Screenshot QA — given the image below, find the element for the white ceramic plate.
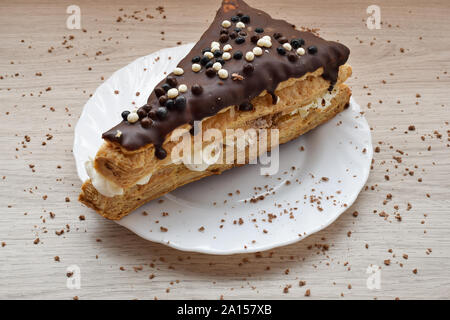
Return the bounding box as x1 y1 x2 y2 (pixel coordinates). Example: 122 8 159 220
74 43 372 255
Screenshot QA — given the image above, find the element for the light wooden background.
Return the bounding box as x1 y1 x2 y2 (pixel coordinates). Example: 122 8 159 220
0 0 449 300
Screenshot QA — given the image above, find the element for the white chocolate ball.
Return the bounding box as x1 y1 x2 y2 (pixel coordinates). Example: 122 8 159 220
192 63 201 72
223 44 232 52
178 84 188 93
221 20 231 28
212 62 222 71
203 51 214 59
127 112 139 123
173 67 184 75
282 43 292 51
218 69 228 79
236 22 245 28
252 47 263 56
167 88 179 99
222 52 231 60
296 47 305 56
245 51 255 61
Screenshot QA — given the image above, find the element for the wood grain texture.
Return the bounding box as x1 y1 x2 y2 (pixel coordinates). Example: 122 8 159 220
0 0 449 300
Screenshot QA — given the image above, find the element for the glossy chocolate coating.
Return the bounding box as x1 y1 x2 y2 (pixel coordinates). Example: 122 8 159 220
103 0 350 153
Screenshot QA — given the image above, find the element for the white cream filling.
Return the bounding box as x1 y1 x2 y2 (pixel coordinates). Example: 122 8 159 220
85 159 124 197
290 88 338 117
85 158 154 197
135 173 153 185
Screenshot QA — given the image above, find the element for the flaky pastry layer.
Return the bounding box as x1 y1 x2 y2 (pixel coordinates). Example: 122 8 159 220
80 83 351 220
90 64 352 191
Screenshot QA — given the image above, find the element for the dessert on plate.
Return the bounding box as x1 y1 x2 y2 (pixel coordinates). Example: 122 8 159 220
79 0 352 220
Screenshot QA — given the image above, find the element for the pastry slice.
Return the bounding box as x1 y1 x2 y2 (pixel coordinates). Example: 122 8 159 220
79 0 352 220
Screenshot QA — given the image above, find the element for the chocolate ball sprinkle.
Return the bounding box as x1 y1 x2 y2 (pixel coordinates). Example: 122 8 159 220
240 15 250 23
166 76 178 88
235 36 245 44
251 35 259 43
255 27 264 33
215 57 225 65
231 15 240 22
287 52 298 62
220 28 229 35
205 61 214 69
229 32 238 39
233 51 243 59
174 96 186 111
219 34 229 43
214 50 223 57
148 110 157 120
243 63 254 75
137 107 147 119
206 68 216 77
277 46 286 55
156 107 168 120
155 146 167 159
121 110 130 121
165 99 175 110
290 38 304 49
158 95 168 106
161 83 171 92
278 37 288 44
200 56 211 66
191 84 203 95
308 45 318 54
202 47 211 54
141 117 153 128
191 55 201 63
154 87 165 97
142 104 151 112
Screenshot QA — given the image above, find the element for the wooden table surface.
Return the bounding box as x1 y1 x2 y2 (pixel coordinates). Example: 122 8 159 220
1 0 449 300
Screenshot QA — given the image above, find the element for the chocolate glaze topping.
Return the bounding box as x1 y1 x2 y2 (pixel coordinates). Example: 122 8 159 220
103 0 350 155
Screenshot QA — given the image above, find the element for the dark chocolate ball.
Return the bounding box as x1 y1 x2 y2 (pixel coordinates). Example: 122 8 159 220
165 99 175 110
287 53 298 62
243 63 254 75
158 95 168 106
205 68 216 77
121 110 130 121
141 117 153 128
219 34 229 43
240 15 250 23
277 47 286 55
155 146 167 159
191 84 203 95
137 107 147 119
308 46 318 54
161 83 171 92
235 36 245 44
174 96 186 111
166 76 177 88
233 51 243 60
200 56 210 66
156 107 168 120
154 87 165 97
